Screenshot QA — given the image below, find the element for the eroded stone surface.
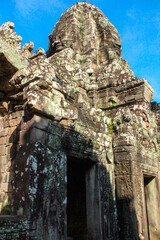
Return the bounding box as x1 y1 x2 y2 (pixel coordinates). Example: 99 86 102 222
0 22 22 51
0 2 160 240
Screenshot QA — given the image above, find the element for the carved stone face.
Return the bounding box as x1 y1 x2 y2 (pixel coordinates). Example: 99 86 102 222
47 2 122 65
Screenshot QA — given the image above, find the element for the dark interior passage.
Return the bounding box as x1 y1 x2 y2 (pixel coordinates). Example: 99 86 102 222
144 176 153 240
143 175 160 240
67 157 88 239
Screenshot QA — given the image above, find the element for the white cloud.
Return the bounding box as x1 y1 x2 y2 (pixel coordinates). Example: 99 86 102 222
151 83 160 102
154 91 160 102
14 0 36 16
121 24 147 66
121 9 160 63
152 16 160 31
126 8 136 20
12 0 67 17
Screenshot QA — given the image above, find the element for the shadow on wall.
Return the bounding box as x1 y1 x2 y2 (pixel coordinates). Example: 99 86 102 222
0 108 140 240
116 197 140 240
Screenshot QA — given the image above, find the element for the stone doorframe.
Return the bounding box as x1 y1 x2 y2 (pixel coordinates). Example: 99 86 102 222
142 172 160 240
66 155 102 240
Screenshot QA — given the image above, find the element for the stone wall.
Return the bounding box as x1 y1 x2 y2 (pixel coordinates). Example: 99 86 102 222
0 216 31 240
0 2 160 240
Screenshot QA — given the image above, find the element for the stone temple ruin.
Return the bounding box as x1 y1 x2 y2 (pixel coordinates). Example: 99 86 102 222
0 2 160 240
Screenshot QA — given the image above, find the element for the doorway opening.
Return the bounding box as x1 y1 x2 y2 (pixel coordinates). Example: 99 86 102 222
144 176 153 240
144 175 160 240
67 157 88 239
67 156 102 240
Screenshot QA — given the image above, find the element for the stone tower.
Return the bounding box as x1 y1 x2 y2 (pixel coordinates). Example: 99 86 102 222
0 2 160 240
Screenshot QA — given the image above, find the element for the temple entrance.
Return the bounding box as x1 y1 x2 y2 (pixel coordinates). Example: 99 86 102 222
67 157 87 239
67 156 102 240
144 175 160 240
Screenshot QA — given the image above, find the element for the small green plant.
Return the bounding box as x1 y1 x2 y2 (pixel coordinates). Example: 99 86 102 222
6 38 12 43
105 112 111 116
99 103 116 109
109 103 116 108
98 105 108 109
107 120 114 134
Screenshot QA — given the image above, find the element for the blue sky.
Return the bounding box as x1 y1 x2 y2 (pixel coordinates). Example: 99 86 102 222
0 0 160 102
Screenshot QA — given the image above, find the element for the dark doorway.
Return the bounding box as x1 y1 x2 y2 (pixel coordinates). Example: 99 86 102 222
67 157 88 239
144 175 160 240
67 156 102 240
144 176 153 240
